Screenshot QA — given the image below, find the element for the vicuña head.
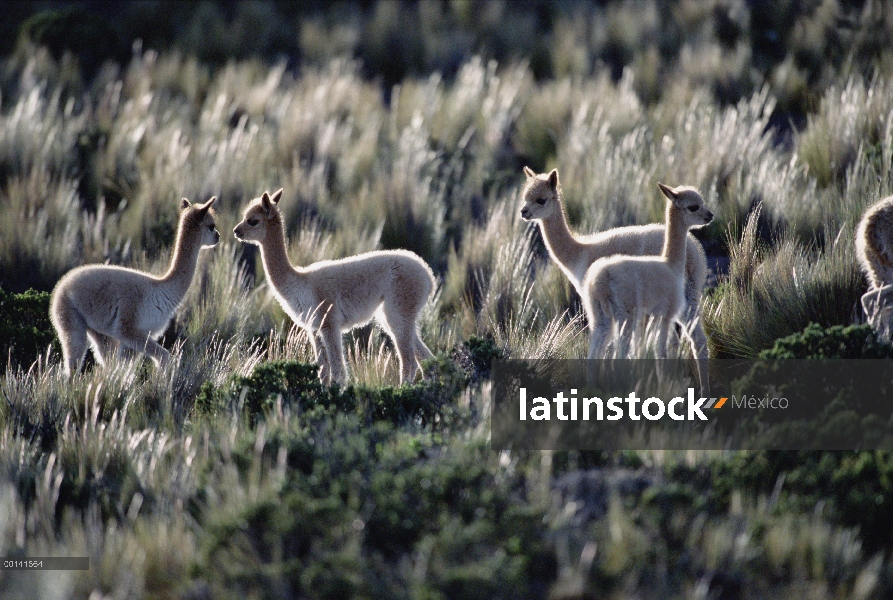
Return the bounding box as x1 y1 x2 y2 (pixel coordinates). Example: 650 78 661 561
234 188 435 385
520 166 562 223
655 183 714 245
233 188 283 245
583 182 713 361
51 196 219 376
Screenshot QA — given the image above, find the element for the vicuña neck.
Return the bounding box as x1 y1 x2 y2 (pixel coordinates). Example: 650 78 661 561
160 221 203 298
662 202 689 274
258 215 300 290
538 205 586 272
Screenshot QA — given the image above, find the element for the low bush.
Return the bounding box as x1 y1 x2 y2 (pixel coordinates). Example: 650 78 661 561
758 322 893 359
196 352 470 427
198 412 554 599
0 288 57 368
449 334 503 383
701 450 893 556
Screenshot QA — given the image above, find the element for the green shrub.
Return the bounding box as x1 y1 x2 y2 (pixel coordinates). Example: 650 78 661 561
705 324 893 451
196 353 468 427
202 490 364 599
703 450 893 555
195 360 328 419
758 322 893 359
200 414 553 599
449 334 503 383
0 288 58 368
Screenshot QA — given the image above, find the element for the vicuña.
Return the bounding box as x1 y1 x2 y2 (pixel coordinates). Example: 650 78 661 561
233 189 435 384
51 196 220 375
582 183 713 360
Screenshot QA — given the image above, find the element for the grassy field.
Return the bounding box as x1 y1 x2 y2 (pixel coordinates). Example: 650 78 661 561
2 1 893 598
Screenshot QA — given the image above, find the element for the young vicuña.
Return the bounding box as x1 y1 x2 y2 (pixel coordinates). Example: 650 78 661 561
51 196 220 375
233 188 435 384
582 183 713 360
520 167 711 388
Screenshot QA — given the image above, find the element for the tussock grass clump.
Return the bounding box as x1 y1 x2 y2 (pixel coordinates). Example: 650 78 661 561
0 76 87 183
0 175 125 292
175 240 277 346
704 208 865 358
798 77 893 188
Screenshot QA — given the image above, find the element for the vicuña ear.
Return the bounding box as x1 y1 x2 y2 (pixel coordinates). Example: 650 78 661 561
180 198 191 211
548 169 559 191
261 192 273 216
270 188 283 204
657 183 678 201
523 166 536 179
198 196 217 212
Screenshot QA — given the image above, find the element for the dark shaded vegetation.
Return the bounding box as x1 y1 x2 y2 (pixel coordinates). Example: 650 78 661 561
196 335 501 425
689 450 893 560
0 288 57 368
7 0 893 125
9 348 893 597
19 7 126 80
450 333 504 383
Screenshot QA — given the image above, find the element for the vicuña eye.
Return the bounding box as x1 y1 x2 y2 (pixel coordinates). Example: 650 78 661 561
536 197 547 205
208 224 216 231
247 219 259 226
687 205 699 212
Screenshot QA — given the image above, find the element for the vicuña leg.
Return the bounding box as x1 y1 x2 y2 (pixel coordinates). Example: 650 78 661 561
86 329 119 366
654 317 671 360
118 324 171 369
393 322 420 384
587 315 611 360
683 304 710 397
863 284 893 337
55 302 89 376
378 309 417 384
318 322 346 384
413 331 434 370
381 283 433 384
308 331 331 383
